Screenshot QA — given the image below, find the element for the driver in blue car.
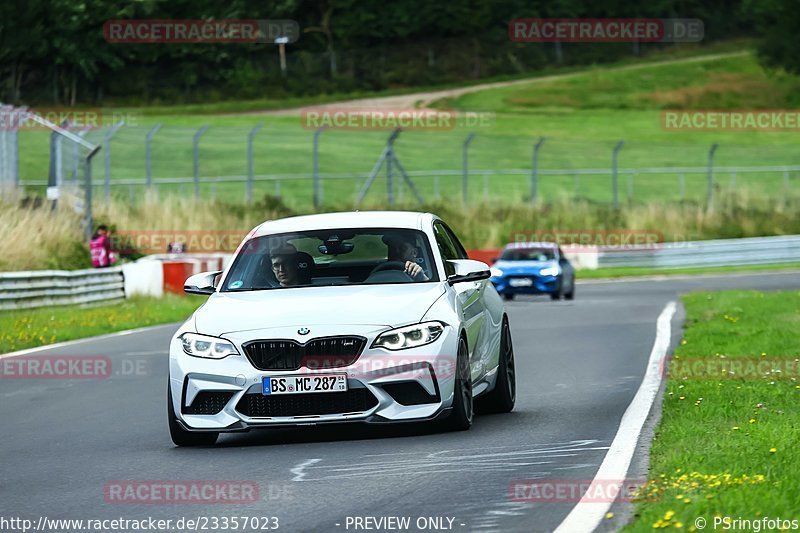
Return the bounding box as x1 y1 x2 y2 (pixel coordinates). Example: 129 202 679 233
384 234 429 281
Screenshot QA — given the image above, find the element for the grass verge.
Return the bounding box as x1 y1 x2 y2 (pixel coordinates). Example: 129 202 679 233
579 263 800 279
0 295 206 355
624 289 800 530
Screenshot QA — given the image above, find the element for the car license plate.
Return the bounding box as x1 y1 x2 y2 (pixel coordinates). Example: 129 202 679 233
262 374 348 395
509 278 533 287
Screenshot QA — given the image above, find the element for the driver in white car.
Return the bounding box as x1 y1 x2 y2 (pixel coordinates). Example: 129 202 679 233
384 234 429 281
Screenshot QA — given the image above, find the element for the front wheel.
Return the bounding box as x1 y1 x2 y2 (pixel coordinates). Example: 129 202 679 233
443 336 473 431
477 317 516 414
168 381 219 446
564 279 575 300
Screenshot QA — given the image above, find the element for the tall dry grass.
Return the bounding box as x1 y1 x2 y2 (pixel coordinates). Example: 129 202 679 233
1 190 798 271
0 197 89 271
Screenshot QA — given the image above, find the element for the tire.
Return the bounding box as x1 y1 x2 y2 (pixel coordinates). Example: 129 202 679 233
550 281 563 300
565 279 575 300
168 381 219 446
502 293 515 301
477 317 516 414
443 336 473 431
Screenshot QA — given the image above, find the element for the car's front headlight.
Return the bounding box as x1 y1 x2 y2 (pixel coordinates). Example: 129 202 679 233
372 321 445 351
539 266 561 277
490 267 504 278
180 333 239 359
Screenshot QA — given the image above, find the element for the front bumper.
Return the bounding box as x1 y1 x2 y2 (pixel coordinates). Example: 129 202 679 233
169 324 459 431
491 274 560 295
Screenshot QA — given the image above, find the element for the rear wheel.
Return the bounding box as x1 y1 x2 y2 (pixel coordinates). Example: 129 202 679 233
168 381 219 446
477 317 516 413
502 293 515 301
444 336 473 431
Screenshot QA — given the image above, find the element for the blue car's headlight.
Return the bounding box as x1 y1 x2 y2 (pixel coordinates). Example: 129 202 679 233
490 267 504 278
373 321 445 350
539 266 560 277
180 333 239 359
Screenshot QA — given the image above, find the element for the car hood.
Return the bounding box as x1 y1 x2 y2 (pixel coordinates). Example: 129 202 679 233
193 283 447 336
492 260 558 275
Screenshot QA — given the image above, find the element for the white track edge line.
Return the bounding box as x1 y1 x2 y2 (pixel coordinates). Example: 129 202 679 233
553 300 677 533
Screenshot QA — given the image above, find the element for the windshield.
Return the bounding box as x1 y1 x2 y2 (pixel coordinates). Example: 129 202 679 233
500 248 557 261
222 228 438 291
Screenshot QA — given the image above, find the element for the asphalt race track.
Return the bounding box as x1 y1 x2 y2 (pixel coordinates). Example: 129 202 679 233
2 271 799 533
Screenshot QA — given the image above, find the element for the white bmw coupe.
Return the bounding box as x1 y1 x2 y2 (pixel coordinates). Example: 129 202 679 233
168 211 515 446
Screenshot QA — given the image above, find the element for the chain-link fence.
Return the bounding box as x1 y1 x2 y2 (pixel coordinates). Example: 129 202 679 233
1 104 101 239
6 120 800 211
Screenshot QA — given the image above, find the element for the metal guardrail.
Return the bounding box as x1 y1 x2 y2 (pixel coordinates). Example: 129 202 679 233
0 267 125 311
597 235 800 269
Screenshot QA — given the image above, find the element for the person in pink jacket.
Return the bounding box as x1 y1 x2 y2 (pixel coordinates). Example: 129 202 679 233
90 225 112 268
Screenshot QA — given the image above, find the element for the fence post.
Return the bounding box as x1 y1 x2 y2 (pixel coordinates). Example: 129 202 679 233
313 126 325 209
531 137 545 205
706 143 719 212
83 146 101 241
246 124 263 203
462 132 475 204
612 140 624 208
784 168 789 193
387 138 394 206
103 121 125 206
193 125 209 201
145 124 162 191
434 175 440 198
679 173 685 200
730 172 736 190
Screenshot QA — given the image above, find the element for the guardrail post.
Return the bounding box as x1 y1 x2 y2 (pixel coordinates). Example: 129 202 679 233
612 140 624 209
193 125 209 201
246 124 263 203
312 126 325 209
679 173 685 200
784 168 790 193
145 124 162 191
434 175 440 198
462 133 475 204
531 137 545 205
706 143 719 213
103 121 125 206
730 172 736 190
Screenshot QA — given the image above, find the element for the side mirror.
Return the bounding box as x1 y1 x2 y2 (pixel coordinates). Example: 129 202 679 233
446 259 491 286
184 270 223 295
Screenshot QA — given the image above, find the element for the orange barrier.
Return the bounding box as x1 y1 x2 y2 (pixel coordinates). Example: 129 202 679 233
162 262 195 295
467 249 501 266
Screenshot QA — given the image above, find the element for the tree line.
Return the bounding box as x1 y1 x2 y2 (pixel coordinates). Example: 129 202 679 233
0 0 792 106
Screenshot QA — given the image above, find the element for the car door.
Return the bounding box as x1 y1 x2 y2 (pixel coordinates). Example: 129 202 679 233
433 222 486 371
